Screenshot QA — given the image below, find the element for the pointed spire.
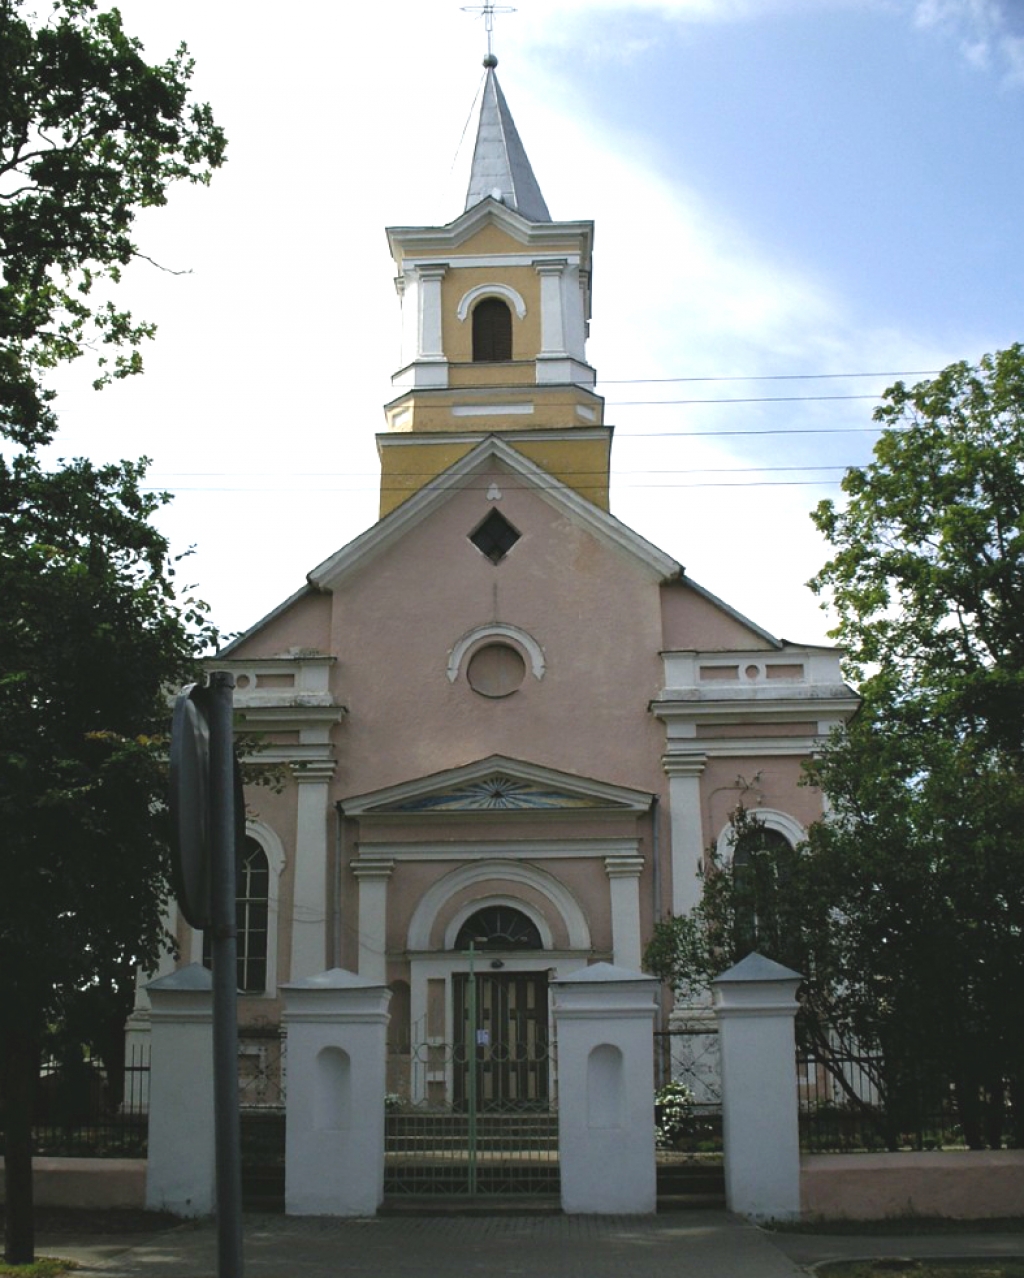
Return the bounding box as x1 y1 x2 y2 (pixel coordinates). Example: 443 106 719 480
465 58 551 223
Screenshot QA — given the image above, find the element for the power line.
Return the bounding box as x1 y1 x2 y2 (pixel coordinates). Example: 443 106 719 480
609 393 881 406
598 369 940 384
143 477 852 495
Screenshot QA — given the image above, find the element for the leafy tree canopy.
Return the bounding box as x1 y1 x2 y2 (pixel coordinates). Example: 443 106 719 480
0 0 225 447
646 348 1024 1150
0 452 217 1262
0 452 215 1023
810 343 1024 749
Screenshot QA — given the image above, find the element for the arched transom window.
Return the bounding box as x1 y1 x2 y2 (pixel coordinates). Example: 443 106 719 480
455 905 543 951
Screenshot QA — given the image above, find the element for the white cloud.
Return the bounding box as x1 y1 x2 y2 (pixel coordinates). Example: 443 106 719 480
913 0 1024 83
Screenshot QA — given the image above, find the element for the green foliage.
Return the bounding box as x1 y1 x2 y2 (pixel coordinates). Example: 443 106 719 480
0 452 217 1262
810 343 1024 750
645 805 811 999
654 1080 695 1150
647 348 1024 1150
804 347 1024 1146
0 450 217 1028
0 0 225 446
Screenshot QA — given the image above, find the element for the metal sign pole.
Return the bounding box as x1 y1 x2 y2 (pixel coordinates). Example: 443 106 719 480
208 672 244 1278
467 940 478 1197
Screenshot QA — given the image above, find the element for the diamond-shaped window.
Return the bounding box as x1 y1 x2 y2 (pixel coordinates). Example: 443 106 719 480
469 510 520 564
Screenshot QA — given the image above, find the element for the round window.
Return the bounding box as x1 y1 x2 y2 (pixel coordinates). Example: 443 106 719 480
466 642 526 697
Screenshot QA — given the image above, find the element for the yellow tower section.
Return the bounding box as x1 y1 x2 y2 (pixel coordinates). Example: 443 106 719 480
377 64 607 517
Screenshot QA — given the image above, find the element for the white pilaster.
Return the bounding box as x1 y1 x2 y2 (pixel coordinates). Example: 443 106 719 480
281 969 392 1216
291 763 333 980
417 264 447 360
604 854 645 970
662 752 708 917
712 952 802 1222
351 857 395 984
145 964 214 1217
553 963 659 1215
535 259 567 358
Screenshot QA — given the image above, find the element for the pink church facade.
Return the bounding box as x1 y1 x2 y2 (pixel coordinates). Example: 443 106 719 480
141 60 856 1106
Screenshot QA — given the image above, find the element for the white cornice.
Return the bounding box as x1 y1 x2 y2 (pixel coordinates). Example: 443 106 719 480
351 838 641 862
387 200 593 262
377 427 611 448
653 693 860 725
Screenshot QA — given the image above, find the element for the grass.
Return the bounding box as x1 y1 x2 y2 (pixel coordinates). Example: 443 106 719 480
816 1263 1024 1277
771 1219 1024 1236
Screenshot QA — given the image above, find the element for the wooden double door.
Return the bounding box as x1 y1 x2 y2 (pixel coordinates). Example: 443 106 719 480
452 971 550 1110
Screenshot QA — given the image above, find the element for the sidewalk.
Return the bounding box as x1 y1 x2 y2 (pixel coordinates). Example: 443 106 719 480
37 1211 1024 1277
38 1210 804 1277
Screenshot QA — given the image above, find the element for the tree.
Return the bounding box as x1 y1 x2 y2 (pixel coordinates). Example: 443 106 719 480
646 347 1024 1149
0 0 225 447
0 452 217 1262
805 344 1024 1147
0 2 223 1259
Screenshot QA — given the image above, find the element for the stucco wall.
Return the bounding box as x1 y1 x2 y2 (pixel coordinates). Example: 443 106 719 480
802 1151 1024 1220
331 467 668 800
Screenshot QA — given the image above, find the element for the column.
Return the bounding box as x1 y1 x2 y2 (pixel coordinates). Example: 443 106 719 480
553 963 659 1214
662 751 708 917
350 856 395 984
290 762 333 981
281 969 392 1216
145 964 214 1217
712 951 802 1222
604 853 645 970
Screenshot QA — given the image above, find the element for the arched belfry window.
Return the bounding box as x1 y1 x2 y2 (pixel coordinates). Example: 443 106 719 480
472 297 512 362
455 905 543 951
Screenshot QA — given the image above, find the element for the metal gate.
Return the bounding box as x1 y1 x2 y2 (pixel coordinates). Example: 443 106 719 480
385 971 557 1196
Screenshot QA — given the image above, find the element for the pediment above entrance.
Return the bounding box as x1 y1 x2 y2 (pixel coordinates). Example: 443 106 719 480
341 755 653 818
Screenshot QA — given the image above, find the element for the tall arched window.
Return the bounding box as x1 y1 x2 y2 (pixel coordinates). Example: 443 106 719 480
472 297 512 362
732 826 796 964
203 836 270 993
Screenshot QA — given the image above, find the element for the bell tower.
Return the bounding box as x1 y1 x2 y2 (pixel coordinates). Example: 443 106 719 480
379 56 608 516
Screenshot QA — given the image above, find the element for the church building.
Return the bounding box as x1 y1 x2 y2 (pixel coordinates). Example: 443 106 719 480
144 57 856 1107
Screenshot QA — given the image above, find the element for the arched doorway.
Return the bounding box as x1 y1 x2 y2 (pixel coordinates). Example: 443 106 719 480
452 907 550 1110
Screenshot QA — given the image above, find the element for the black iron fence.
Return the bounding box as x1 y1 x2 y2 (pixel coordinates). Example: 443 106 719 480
0 1034 288 1160
0 1046 152 1160
797 1050 1019 1152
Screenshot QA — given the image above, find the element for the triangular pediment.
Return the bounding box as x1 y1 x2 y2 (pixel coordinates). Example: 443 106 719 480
341 755 653 818
308 435 681 590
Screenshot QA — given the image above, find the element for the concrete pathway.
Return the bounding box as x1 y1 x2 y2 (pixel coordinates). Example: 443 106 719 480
39 1210 805 1277
36 1211 1024 1276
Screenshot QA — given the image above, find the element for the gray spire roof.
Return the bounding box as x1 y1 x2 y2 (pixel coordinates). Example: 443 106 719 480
465 61 551 223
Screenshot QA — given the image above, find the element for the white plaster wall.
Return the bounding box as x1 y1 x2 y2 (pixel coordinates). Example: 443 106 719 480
282 972 391 1217
554 967 658 1214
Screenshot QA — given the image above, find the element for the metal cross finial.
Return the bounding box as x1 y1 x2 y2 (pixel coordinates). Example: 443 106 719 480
461 3 517 63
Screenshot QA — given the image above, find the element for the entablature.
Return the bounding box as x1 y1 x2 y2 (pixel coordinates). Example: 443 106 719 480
653 646 858 744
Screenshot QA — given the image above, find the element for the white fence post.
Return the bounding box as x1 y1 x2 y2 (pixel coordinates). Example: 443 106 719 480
712 951 802 1222
281 968 392 1216
145 963 215 1217
552 962 659 1214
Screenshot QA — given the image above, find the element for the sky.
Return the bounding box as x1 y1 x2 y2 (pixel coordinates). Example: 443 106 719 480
40 0 1024 648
